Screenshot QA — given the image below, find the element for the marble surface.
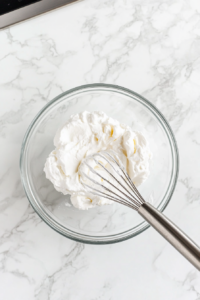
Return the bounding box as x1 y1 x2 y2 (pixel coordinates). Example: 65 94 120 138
0 0 200 299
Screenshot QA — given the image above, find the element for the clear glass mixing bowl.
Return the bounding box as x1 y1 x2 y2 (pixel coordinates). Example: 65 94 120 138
20 84 179 244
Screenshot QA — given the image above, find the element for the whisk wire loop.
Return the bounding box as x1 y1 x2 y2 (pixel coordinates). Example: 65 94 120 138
82 182 138 210
100 151 145 204
82 166 138 209
80 151 145 210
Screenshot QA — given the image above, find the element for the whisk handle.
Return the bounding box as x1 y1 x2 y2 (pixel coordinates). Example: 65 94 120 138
138 202 200 271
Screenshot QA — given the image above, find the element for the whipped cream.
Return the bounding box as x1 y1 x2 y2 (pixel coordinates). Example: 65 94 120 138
44 111 152 210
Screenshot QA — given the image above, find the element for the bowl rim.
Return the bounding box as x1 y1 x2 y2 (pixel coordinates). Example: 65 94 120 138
20 83 179 244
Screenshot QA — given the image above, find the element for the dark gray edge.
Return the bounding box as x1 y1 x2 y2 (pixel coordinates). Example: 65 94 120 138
0 0 80 29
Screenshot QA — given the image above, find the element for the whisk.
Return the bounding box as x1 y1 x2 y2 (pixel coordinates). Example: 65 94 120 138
80 150 200 271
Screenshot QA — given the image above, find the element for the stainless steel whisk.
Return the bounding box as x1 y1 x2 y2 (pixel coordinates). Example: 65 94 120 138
81 150 200 271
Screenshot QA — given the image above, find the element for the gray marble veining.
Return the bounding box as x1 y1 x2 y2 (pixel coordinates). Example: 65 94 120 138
0 0 200 299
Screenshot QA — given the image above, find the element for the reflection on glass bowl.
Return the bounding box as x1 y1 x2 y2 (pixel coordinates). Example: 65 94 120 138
20 84 179 244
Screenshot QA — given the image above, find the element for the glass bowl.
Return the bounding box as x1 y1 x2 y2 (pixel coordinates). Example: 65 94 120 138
20 84 179 244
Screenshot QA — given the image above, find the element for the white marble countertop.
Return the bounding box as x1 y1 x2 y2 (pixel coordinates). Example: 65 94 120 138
1 0 200 299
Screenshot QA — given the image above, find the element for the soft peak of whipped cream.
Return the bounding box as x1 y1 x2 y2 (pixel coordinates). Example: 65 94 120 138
44 111 152 210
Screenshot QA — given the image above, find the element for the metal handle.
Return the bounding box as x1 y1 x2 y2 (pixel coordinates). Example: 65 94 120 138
138 202 200 271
